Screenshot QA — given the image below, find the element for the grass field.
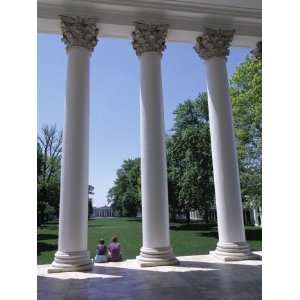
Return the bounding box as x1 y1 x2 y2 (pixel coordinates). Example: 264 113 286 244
37 217 262 265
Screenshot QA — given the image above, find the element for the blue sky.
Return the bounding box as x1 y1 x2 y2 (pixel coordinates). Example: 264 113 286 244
38 33 250 207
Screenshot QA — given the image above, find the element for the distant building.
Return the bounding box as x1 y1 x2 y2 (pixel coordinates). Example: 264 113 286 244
189 207 260 226
93 205 113 217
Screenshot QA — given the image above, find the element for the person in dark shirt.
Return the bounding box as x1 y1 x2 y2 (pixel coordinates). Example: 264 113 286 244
94 239 108 263
108 236 122 262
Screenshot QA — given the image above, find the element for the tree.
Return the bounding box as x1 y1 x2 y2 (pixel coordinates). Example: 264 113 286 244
167 93 214 223
107 159 141 217
106 53 261 223
230 56 262 210
37 125 62 226
167 174 178 222
88 185 95 218
107 187 122 217
88 199 94 218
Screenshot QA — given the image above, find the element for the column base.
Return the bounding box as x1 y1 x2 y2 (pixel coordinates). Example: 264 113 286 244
48 250 93 273
210 241 261 262
136 246 179 267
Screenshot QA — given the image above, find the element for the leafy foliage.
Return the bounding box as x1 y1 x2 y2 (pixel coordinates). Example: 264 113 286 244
230 56 262 209
107 159 141 217
37 125 96 225
106 56 262 223
167 93 214 223
88 185 95 218
108 94 214 223
37 125 62 226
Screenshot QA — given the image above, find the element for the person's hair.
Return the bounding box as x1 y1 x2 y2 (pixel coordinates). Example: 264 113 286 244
99 239 105 244
112 236 118 243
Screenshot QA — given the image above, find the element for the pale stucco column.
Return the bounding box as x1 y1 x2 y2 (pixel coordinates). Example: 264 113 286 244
131 22 178 267
194 28 257 261
252 208 260 226
49 16 99 273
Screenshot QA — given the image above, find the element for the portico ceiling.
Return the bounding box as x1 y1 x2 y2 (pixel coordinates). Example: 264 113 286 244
38 0 261 47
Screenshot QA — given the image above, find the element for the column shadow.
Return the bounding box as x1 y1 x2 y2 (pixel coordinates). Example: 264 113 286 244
38 259 262 300
199 228 262 241
37 242 58 256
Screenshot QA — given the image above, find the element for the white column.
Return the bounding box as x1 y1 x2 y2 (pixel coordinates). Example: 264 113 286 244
194 28 257 261
132 22 178 267
252 208 258 226
49 16 98 272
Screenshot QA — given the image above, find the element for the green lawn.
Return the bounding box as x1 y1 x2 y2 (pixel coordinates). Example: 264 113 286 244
37 217 262 265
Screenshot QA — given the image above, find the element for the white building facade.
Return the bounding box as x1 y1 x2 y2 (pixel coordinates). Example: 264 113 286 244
38 0 262 273
93 205 113 217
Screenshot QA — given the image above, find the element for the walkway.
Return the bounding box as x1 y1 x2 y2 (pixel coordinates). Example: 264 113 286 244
37 252 262 300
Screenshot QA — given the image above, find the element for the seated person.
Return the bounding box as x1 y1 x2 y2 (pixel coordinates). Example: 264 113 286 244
94 239 108 263
108 236 122 262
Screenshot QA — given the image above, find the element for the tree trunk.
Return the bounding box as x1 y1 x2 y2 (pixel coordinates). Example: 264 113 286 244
185 210 190 224
170 209 177 222
37 214 41 227
37 211 45 227
203 209 209 224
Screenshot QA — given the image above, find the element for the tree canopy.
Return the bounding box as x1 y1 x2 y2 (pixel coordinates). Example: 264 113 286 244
107 54 261 222
88 185 95 218
167 93 214 223
230 56 262 209
37 125 62 226
107 158 141 217
108 94 214 223
37 125 96 225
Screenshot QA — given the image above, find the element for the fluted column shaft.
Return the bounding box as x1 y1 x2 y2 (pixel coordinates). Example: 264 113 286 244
49 16 98 272
132 22 178 267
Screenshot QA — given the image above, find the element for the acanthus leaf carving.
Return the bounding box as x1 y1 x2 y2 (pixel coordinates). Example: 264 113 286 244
194 28 234 60
60 15 99 51
132 22 168 56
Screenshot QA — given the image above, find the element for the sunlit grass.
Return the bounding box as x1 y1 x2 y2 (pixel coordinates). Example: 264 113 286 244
37 217 262 265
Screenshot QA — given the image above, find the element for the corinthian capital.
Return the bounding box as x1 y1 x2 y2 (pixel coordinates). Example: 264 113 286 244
60 15 99 51
131 22 168 56
194 28 234 60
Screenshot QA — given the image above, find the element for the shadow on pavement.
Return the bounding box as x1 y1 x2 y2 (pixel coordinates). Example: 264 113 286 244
38 258 262 300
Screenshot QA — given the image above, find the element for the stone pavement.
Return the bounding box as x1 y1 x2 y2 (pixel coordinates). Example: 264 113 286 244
37 252 262 300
